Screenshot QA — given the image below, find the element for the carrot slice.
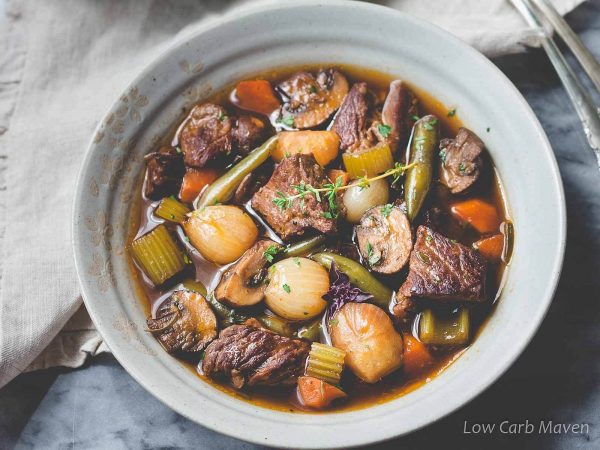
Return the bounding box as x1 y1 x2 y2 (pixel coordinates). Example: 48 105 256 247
272 131 340 166
179 168 219 203
450 199 501 233
297 376 347 409
403 334 433 377
327 169 349 186
234 80 281 116
473 234 504 261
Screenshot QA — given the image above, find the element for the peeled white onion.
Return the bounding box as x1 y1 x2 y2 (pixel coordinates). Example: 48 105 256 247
331 302 403 383
342 178 390 223
183 205 258 265
265 257 329 320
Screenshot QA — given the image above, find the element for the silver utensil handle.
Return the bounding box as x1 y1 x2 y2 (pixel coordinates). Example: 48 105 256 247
511 0 600 168
532 0 600 94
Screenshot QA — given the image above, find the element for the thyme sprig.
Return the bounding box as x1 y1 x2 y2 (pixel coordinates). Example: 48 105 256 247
272 161 416 214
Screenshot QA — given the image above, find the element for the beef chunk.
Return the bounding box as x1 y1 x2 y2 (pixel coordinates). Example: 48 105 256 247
233 115 266 154
251 154 339 240
276 69 349 129
144 146 185 200
202 325 310 388
439 128 485 194
180 103 234 168
380 80 418 152
215 239 282 307
146 290 217 354
332 82 374 152
355 205 413 274
180 103 266 167
333 80 417 154
399 226 486 302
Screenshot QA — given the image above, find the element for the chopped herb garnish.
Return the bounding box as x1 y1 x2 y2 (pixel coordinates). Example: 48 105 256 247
183 253 192 264
293 257 301 266
439 149 447 167
218 112 227 122
416 251 431 265
175 146 182 154
459 163 466 173
411 115 420 121
366 242 381 267
284 151 291 158
381 203 393 218
309 85 318 94
447 108 456 117
423 119 438 131
282 283 291 293
277 115 295 127
329 318 339 327
377 123 392 138
263 245 280 263
425 234 433 243
486 127 491 132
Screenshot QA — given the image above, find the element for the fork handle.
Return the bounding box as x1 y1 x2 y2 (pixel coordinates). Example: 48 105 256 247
532 0 600 94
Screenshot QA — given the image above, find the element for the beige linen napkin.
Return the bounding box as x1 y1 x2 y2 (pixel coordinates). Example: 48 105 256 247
0 0 585 388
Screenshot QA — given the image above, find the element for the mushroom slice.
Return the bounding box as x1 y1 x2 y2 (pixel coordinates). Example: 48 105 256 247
355 205 413 274
215 239 283 307
146 290 217 354
276 69 349 129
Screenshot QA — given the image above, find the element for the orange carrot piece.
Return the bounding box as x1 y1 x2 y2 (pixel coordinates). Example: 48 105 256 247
403 334 433 377
327 169 349 186
297 376 347 409
235 80 281 116
272 130 340 166
450 199 501 233
474 234 504 261
179 168 219 203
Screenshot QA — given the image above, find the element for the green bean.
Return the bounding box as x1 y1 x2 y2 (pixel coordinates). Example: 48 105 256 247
281 235 326 259
310 252 393 308
404 115 439 221
197 135 278 208
296 318 322 341
257 314 294 337
419 307 469 345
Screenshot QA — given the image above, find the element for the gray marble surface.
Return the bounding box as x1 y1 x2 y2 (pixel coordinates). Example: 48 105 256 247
2 1 600 449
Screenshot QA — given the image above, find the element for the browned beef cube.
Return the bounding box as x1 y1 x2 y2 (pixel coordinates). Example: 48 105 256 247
144 146 185 200
439 128 485 194
251 154 338 240
399 226 487 302
202 325 310 389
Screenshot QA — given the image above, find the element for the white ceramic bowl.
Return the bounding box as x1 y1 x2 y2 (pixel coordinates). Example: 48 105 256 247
72 1 566 447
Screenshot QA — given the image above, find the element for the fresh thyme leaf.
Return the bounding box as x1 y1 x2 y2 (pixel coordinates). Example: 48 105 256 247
377 123 392 138
322 211 335 219
381 204 393 218
293 257 301 266
358 176 370 190
447 108 456 117
425 234 433 243
423 118 438 131
263 245 280 263
218 112 227 122
459 162 466 173
282 283 291 293
273 191 292 210
309 85 318 94
411 115 420 121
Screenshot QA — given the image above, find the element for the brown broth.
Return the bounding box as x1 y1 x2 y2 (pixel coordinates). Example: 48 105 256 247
127 64 511 413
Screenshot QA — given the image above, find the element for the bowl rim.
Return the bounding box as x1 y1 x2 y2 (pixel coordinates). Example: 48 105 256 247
72 0 566 447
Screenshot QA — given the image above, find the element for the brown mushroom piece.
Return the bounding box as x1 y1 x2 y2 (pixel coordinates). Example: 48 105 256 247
215 239 283 307
146 290 217 354
380 80 418 152
276 69 349 129
439 128 485 194
355 205 413 274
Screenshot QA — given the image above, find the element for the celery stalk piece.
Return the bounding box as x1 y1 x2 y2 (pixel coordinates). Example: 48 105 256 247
155 196 191 223
130 225 186 286
419 307 470 345
305 342 346 385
